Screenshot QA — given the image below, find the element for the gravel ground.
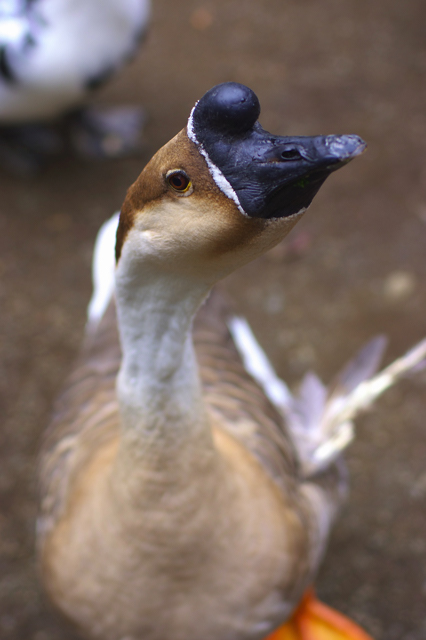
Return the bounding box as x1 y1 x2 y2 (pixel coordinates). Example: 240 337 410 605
1 0 426 638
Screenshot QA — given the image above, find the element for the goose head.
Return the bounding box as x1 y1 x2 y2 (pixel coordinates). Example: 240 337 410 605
116 82 365 284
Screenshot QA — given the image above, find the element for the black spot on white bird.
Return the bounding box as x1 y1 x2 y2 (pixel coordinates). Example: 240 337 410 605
0 46 15 82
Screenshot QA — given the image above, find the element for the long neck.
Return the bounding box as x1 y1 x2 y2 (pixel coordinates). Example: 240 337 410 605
114 252 214 477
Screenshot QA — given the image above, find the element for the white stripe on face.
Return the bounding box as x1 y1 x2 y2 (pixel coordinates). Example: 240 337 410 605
187 105 247 216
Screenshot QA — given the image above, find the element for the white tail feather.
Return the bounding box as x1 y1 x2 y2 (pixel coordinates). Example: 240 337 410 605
229 314 426 478
322 338 426 433
87 212 119 327
228 316 293 409
288 337 426 476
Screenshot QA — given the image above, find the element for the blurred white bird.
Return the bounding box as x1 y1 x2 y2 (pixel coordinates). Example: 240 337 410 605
0 0 150 172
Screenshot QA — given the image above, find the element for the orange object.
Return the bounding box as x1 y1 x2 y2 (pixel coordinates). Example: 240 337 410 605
265 589 374 640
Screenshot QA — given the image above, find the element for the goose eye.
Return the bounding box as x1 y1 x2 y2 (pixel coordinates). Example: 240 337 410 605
167 170 192 193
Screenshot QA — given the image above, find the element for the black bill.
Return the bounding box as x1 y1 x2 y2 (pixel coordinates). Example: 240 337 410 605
188 82 366 219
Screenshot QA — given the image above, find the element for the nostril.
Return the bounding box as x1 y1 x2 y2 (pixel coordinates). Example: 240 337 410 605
280 148 301 160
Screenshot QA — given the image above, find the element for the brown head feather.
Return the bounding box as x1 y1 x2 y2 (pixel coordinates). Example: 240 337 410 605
116 129 303 272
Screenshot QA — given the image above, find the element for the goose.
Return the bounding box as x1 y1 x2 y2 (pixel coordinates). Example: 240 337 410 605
0 0 150 171
38 82 426 640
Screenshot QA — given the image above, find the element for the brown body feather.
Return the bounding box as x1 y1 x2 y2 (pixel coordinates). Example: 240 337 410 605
39 290 312 538
38 290 340 640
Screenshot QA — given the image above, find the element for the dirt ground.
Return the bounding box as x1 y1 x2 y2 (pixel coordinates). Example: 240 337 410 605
1 0 426 638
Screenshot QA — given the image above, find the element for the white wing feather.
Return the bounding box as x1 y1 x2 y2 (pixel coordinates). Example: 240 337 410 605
87 212 119 327
229 315 426 478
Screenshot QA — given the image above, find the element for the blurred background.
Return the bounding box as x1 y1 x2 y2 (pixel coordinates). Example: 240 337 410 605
0 0 426 638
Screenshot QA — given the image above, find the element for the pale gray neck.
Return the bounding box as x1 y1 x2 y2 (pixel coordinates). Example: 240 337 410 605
115 254 212 456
